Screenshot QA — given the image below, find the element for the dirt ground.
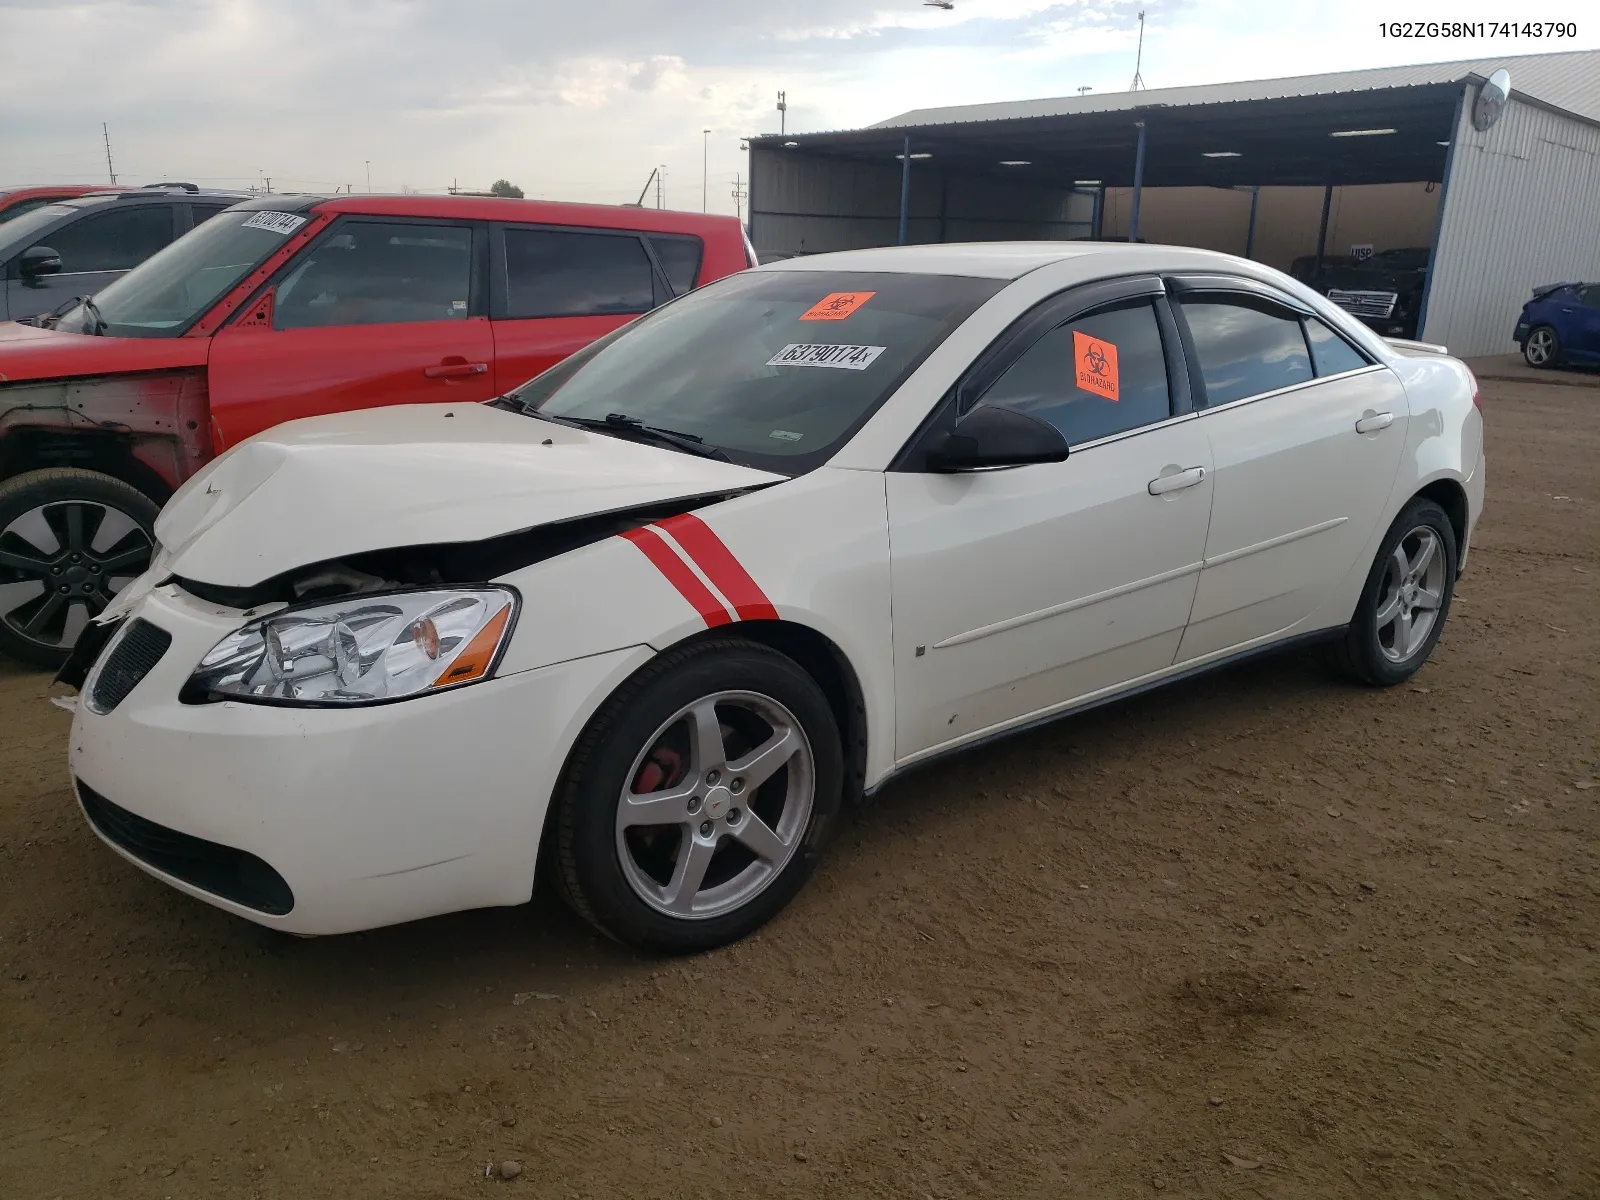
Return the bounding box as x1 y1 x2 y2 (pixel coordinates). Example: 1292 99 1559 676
2 376 1596 1200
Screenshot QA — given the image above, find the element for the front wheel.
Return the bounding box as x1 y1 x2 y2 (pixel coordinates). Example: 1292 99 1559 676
1331 498 1458 687
0 469 159 670
550 638 842 954
1523 325 1560 368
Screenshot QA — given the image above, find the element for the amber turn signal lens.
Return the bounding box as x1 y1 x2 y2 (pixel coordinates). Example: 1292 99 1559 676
432 604 511 688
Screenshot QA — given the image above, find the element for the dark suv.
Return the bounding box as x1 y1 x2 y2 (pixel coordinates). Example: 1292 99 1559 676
1291 247 1431 340
2 184 252 324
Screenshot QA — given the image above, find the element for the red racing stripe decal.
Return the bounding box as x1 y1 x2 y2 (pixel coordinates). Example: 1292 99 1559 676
619 527 733 628
654 513 780 622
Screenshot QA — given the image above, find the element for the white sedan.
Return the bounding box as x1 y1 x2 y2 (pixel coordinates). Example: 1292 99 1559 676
66 242 1485 953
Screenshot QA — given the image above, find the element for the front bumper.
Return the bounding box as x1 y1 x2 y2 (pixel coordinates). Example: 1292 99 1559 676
68 583 651 935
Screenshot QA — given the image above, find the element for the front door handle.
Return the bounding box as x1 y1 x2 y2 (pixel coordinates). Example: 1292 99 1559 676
1148 465 1206 496
424 358 489 380
1355 411 1394 434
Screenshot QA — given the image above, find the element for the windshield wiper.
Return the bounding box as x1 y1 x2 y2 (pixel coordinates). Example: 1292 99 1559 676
536 411 731 461
79 296 107 336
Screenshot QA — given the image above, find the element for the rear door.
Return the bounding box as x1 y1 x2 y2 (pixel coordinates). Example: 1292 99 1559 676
1172 279 1408 662
4 202 177 322
206 216 496 449
488 224 682 393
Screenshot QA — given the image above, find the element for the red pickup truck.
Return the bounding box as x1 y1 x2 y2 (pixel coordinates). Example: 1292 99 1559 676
0 194 754 666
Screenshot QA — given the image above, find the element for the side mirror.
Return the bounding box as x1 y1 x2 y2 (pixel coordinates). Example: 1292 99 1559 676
18 246 63 279
924 405 1069 472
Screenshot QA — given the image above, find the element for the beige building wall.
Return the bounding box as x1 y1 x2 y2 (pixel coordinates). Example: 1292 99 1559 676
1099 183 1442 272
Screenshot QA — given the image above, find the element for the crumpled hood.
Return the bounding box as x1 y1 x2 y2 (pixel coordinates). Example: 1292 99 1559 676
0 320 210 381
155 402 783 587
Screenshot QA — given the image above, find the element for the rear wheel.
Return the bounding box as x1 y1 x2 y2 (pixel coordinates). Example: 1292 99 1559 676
1523 325 1560 368
0 469 158 670
550 639 842 954
1331 498 1457 687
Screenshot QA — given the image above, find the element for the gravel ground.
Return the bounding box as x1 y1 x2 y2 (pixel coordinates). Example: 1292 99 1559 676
1 376 1596 1200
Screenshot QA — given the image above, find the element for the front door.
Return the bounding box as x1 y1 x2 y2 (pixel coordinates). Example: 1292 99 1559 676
1173 292 1408 662
5 202 177 323
207 217 496 450
887 288 1214 762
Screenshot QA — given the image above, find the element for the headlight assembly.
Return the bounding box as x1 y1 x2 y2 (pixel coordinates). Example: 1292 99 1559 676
186 587 517 706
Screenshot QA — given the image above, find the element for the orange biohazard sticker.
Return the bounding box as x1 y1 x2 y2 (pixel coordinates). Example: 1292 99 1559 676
799 291 875 321
1073 330 1119 402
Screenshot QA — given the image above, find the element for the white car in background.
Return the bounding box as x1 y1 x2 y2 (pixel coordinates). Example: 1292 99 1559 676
65 242 1484 953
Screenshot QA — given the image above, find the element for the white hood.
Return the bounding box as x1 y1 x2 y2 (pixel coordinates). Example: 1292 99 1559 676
155 403 782 587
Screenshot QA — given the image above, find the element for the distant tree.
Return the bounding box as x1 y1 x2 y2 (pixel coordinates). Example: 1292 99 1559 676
489 179 525 199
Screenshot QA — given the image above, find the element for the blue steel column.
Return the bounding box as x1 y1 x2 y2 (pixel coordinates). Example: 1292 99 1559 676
1415 84 1467 341
898 136 912 246
1245 186 1260 259
1128 120 1147 242
1092 186 1105 238
1314 183 1333 274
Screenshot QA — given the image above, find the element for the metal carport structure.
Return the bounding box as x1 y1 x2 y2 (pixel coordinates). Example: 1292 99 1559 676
747 51 1600 356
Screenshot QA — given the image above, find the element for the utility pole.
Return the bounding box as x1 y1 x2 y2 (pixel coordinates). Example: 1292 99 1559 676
732 173 748 222
702 130 711 213
777 90 787 136
102 123 116 185
657 166 665 209
365 160 371 192
1130 10 1147 91
265 177 272 194
1077 86 1093 95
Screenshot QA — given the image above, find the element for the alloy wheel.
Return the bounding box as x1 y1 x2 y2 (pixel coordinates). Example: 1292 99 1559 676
1526 328 1555 366
615 689 814 920
0 500 153 655
1374 525 1446 664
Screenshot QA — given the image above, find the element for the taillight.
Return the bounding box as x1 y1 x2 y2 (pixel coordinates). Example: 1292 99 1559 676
1466 368 1481 411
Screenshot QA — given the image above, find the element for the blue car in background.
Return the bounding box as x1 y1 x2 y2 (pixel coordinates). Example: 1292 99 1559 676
1514 281 1600 369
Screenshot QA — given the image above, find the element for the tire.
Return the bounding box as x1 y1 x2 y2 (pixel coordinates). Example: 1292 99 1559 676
550 638 843 954
1330 498 1457 687
1523 325 1560 369
0 469 159 670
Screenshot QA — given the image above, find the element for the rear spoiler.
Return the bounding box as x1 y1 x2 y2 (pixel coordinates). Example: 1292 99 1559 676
1383 336 1450 357
1530 281 1578 300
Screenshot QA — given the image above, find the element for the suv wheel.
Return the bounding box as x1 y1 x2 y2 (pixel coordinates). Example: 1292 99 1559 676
0 469 159 670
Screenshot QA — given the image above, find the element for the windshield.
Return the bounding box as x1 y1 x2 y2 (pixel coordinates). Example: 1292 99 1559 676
49 207 305 338
508 270 1003 474
0 202 76 248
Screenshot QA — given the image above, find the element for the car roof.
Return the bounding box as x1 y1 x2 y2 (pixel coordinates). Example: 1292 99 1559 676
295 193 745 236
755 241 1268 280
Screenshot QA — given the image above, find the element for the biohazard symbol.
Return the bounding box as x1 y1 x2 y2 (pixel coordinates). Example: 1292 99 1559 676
799 291 876 321
1073 330 1120 402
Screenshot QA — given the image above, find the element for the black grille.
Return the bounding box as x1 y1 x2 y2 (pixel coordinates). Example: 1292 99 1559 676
89 619 171 713
77 781 295 916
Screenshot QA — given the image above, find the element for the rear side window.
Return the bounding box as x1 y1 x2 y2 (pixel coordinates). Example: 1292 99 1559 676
0 197 56 224
647 235 704 295
189 203 234 228
275 222 472 329
46 205 174 273
974 300 1172 446
1181 299 1313 407
503 228 655 318
1304 317 1368 377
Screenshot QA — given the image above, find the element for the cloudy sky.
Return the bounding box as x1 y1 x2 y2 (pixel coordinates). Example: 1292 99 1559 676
2 0 1594 214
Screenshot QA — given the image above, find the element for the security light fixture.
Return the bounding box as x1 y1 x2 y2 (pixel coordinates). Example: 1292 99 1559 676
1074 179 1102 186
783 141 799 148
1000 160 1032 166
1202 151 1242 158
896 152 934 160
1329 128 1396 138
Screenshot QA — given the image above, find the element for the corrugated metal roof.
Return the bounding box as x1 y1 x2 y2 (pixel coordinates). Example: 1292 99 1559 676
869 49 1600 131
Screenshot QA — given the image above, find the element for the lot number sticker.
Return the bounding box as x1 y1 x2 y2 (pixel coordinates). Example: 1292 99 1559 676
1073 331 1119 402
242 211 309 236
767 343 886 371
799 291 875 321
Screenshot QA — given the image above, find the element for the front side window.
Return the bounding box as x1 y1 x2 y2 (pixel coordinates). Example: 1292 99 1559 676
508 270 1003 475
1181 298 1314 407
274 222 472 329
503 228 655 318
47 208 307 338
974 300 1173 446
45 205 174 273
1304 317 1369 377
648 235 704 296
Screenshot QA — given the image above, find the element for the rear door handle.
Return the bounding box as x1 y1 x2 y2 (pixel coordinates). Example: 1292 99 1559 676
1148 466 1206 496
1355 411 1394 434
424 360 489 380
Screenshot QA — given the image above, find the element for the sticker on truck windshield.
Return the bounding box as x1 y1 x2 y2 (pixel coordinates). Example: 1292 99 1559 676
242 211 309 236
767 343 886 371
